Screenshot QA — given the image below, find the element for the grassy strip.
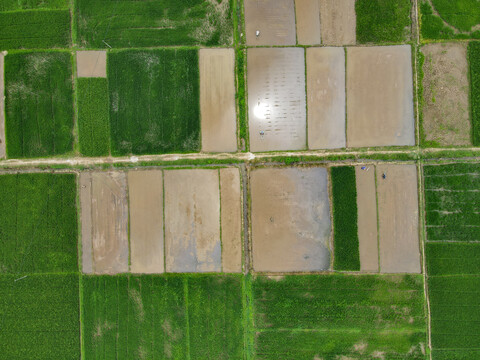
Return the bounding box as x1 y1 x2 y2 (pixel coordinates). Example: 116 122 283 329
75 0 233 48
77 78 110 157
0 10 71 50
469 42 480 146
0 0 68 11
253 275 426 359
108 49 200 156
355 0 412 43
0 274 80 359
5 51 74 158
236 47 248 151
426 243 480 275
331 166 360 271
0 173 78 274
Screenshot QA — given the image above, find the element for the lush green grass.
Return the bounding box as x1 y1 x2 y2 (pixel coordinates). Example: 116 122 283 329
331 166 360 271
75 0 233 48
108 49 200 156
431 0 480 33
0 10 71 50
469 42 480 146
5 52 74 158
0 274 80 359
77 78 110 157
432 349 480 360
253 275 426 360
426 243 480 275
188 275 244 359
0 0 69 11
0 173 78 274
355 0 412 43
424 163 480 241
236 47 247 151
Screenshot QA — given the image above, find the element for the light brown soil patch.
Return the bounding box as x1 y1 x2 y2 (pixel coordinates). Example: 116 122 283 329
128 170 164 274
247 48 306 152
0 52 5 159
80 172 129 274
355 166 378 272
164 169 221 272
244 0 296 46
319 0 356 45
220 168 242 272
76 51 107 78
307 47 345 149
295 0 321 45
251 167 331 272
200 49 237 152
376 165 420 274
347 46 415 147
422 43 471 146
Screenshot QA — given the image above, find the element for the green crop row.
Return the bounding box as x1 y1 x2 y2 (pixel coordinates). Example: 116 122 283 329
0 274 80 359
469 42 480 146
426 243 480 275
0 173 78 274
0 0 68 11
0 10 71 50
77 78 110 157
331 166 360 271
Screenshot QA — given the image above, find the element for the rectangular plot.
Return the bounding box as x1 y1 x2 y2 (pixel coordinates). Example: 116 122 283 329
426 243 480 275
347 46 415 147
427 226 480 242
295 0 321 45
424 163 480 176
355 165 379 272
247 48 306 152
433 349 480 360
244 0 296 46
306 47 346 149
220 168 242 273
76 51 106 78
188 275 244 359
128 170 164 274
80 172 129 274
164 170 221 272
319 0 356 45
0 52 4 158
200 49 237 152
377 165 420 273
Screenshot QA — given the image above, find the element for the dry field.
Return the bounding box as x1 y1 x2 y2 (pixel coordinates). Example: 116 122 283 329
244 0 296 46
422 43 471 146
306 47 346 149
295 0 321 45
76 50 106 78
247 48 306 152
319 0 356 45
250 167 331 272
200 49 237 152
347 45 415 147
80 172 129 274
0 52 5 159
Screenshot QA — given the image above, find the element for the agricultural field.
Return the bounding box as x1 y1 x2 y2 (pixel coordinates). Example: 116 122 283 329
470 41 480 146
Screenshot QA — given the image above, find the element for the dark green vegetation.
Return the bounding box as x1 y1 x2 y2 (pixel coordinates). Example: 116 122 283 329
426 243 480 276
253 275 427 360
420 1 480 40
77 78 110 157
0 274 80 359
0 173 78 274
331 166 360 271
5 52 74 158
0 0 69 11
424 163 480 241
0 10 71 50
82 274 243 359
75 0 233 48
108 49 200 156
236 48 247 150
355 0 412 43
469 42 480 146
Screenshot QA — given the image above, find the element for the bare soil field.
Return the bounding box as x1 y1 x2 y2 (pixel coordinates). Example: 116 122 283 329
200 49 237 152
376 165 420 273
164 169 221 273
250 167 331 272
76 51 106 78
355 165 379 272
347 45 415 147
80 172 129 274
247 48 306 152
320 0 356 45
244 0 296 46
220 168 242 272
306 47 346 149
295 0 321 45
0 52 5 159
128 170 164 274
422 43 471 146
